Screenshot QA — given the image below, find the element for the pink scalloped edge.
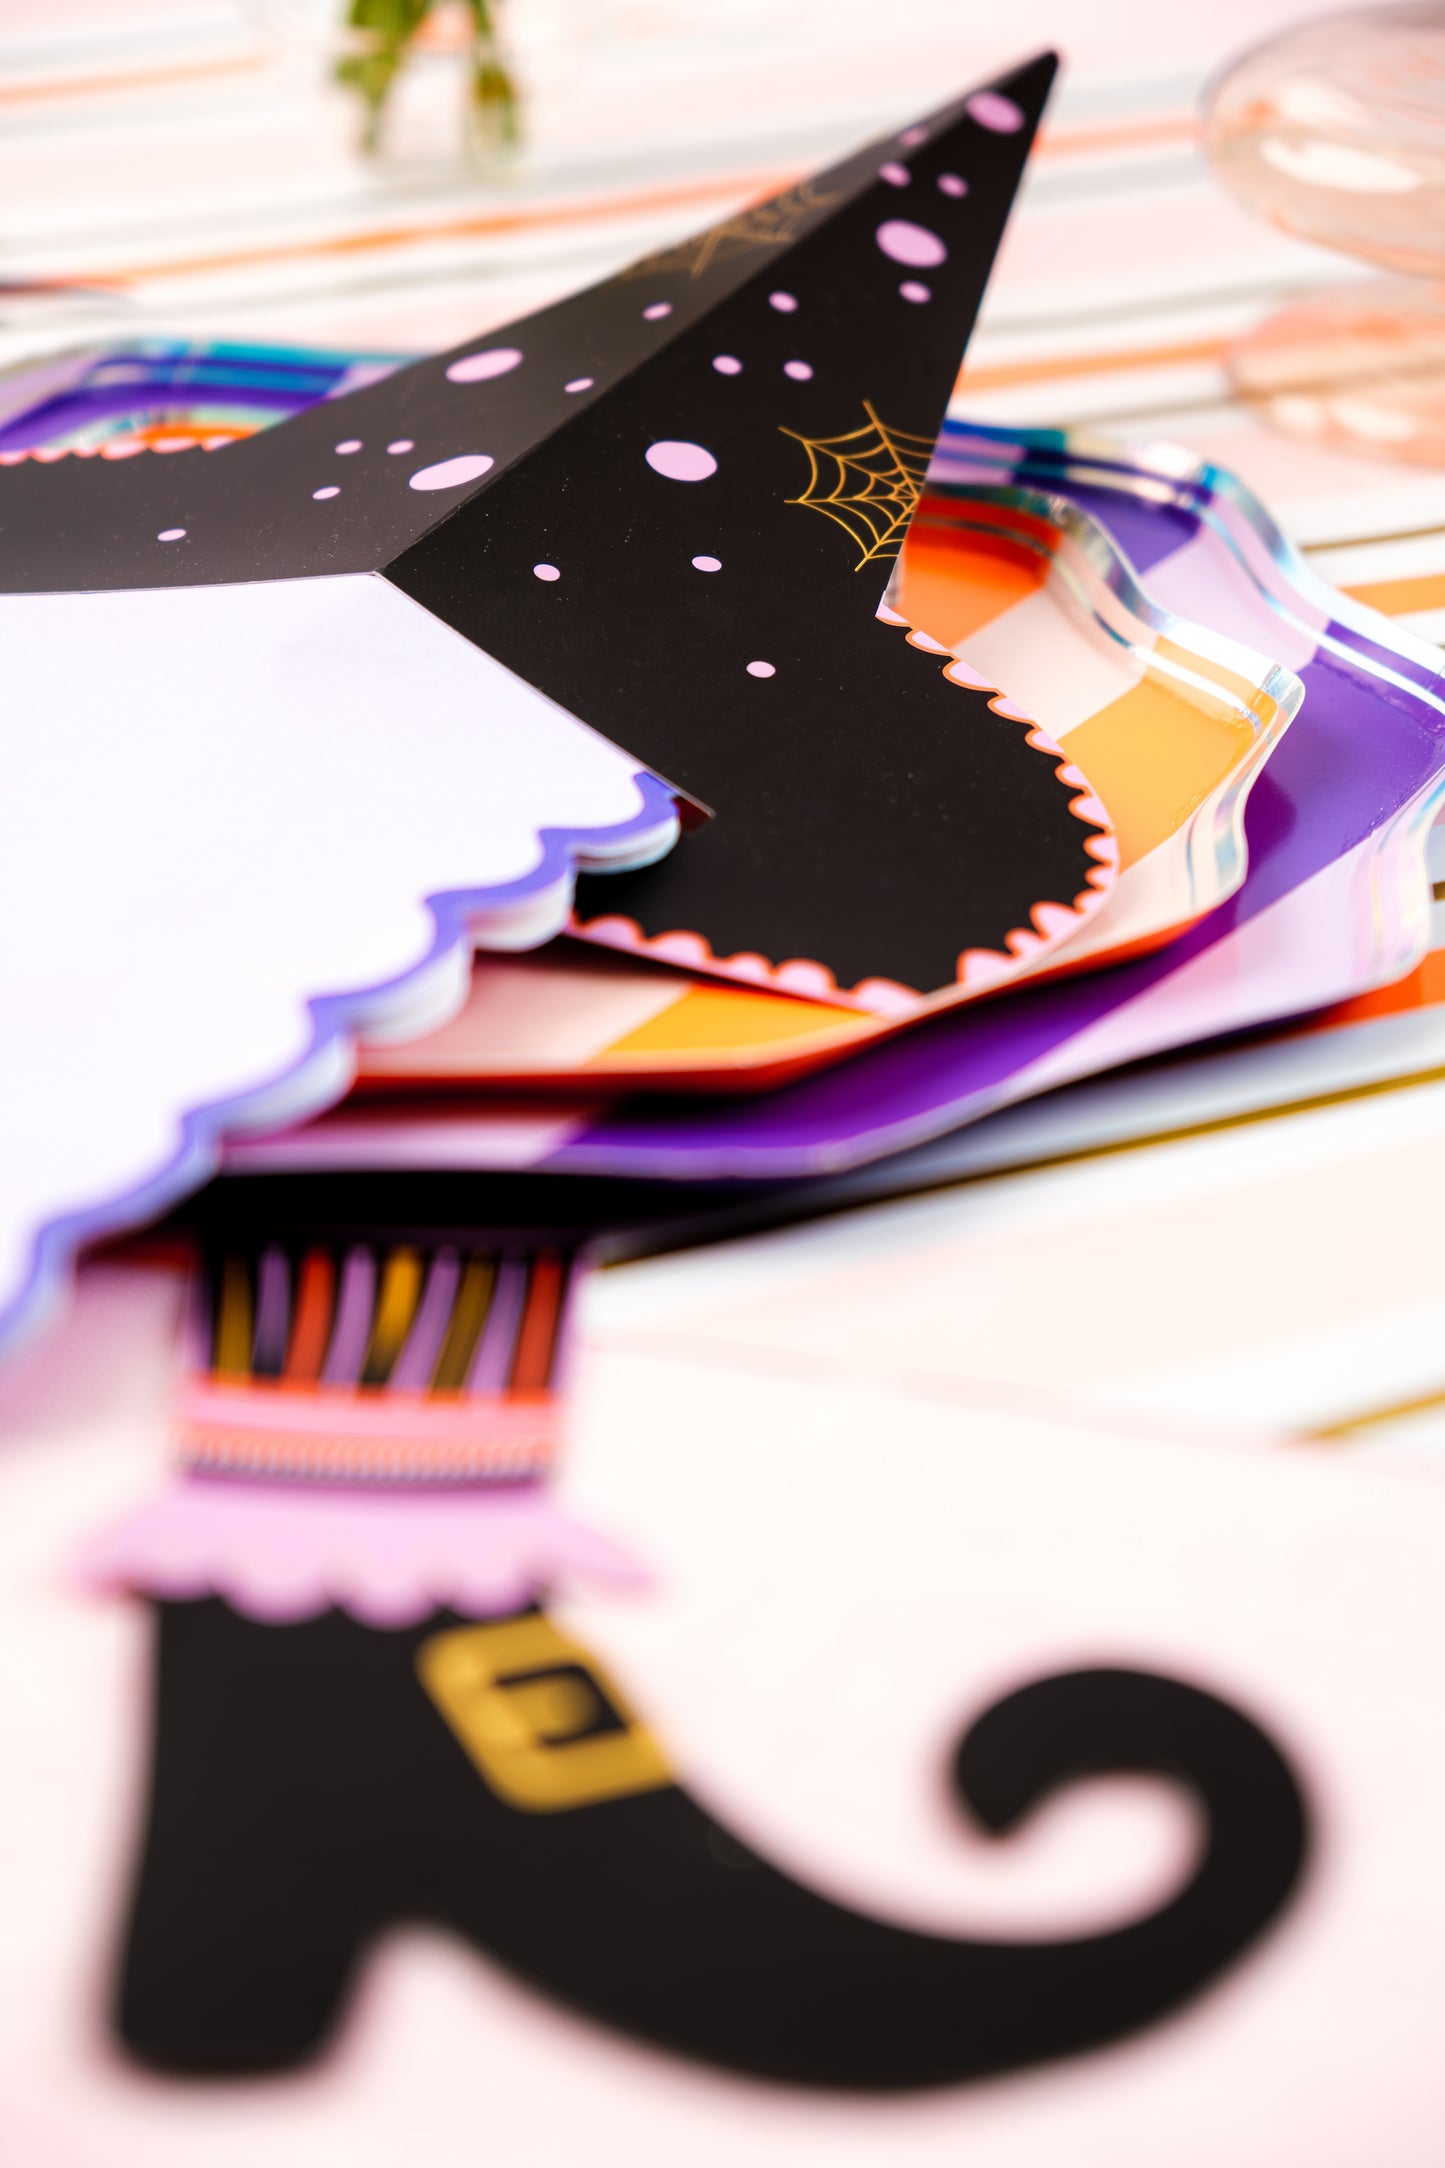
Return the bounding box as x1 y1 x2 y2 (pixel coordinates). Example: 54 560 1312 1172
570 612 1118 1016
75 1475 651 1628
0 434 225 466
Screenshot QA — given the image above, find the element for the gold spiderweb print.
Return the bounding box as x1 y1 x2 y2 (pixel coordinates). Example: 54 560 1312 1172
782 403 936 569
622 181 836 279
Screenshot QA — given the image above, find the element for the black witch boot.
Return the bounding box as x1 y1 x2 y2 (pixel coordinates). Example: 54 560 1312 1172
117 1600 386 2071
117 1596 1307 2088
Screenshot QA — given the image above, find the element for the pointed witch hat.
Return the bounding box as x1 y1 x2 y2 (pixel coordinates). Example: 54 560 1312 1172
0 51 1111 1011
0 54 1116 1352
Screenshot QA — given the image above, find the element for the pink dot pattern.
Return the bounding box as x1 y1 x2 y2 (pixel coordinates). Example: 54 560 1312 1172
747 660 776 679
645 440 718 482
783 359 814 381
313 486 340 500
713 355 743 375
877 218 948 268
408 453 495 492
157 528 185 542
769 291 798 313
565 377 594 393
643 302 672 321
692 555 722 572
879 161 910 186
446 347 524 384
533 564 561 582
938 173 967 197
967 90 1024 133
900 281 931 304
335 439 362 454
388 439 414 455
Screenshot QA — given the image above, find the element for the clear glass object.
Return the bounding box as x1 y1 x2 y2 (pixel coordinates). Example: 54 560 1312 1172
1204 4 1445 464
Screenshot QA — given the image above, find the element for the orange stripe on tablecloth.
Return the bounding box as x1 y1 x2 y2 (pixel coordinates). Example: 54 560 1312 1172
62 173 792 292
283 1248 336 1383
0 53 262 107
509 1253 565 1395
53 108 1198 296
956 334 1228 395
1033 112 1197 159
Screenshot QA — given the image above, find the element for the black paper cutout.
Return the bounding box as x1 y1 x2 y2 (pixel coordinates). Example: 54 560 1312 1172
174 1167 816 1264
0 68 1044 596
116 1598 1307 2087
1 55 1109 1004
388 54 1107 999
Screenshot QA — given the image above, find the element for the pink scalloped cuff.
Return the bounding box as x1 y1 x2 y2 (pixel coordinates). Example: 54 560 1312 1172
75 1475 649 1627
